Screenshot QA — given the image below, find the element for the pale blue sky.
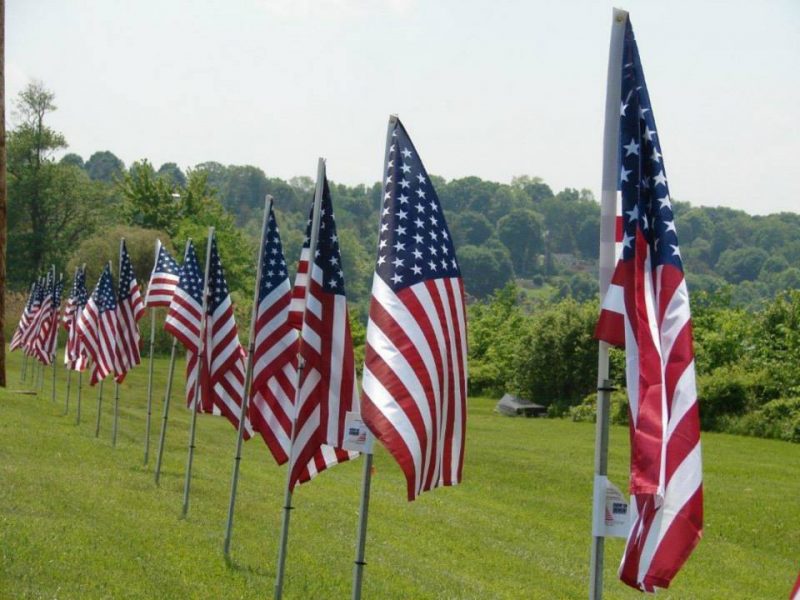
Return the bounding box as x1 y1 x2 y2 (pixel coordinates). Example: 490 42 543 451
7 0 800 214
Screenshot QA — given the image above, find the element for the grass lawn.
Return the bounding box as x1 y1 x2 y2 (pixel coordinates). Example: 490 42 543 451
1 348 798 599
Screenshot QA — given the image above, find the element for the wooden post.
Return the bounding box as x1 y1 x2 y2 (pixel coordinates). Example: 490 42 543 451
0 0 7 388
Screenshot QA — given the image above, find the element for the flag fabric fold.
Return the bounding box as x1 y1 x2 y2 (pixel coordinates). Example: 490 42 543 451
248 205 299 464
10 282 38 352
594 17 703 592
23 273 51 358
114 241 146 382
64 267 90 371
145 240 181 308
33 273 63 366
77 264 118 385
203 235 252 437
165 241 208 412
287 175 358 491
361 117 468 501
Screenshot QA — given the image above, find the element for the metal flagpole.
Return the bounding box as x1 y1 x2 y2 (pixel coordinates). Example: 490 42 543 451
20 353 27 383
51 274 61 404
76 370 83 425
112 245 122 448
351 115 396 600
223 195 273 559
95 378 104 437
181 227 215 518
590 9 627 600
144 310 156 463
64 369 72 415
274 158 326 600
155 240 191 486
144 239 159 465
351 452 373 600
112 381 120 447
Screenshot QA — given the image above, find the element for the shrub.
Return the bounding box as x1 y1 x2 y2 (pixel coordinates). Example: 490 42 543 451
569 390 629 426
727 398 800 443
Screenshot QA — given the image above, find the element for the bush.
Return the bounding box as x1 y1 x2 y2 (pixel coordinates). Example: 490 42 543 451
727 398 800 443
697 365 764 430
568 390 629 425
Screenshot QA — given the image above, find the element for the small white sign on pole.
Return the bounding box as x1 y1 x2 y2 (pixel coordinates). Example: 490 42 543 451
592 475 632 538
343 411 374 454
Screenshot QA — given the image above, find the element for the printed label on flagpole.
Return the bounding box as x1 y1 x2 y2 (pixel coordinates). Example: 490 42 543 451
592 475 631 538
343 411 374 454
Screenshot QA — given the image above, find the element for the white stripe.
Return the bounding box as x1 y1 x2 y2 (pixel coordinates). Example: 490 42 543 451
656 269 691 364
601 282 625 315
254 329 296 374
667 362 697 439
636 442 703 584
324 296 347 444
362 366 422 495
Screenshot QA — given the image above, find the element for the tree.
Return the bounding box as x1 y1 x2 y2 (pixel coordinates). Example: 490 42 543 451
450 210 494 247
458 244 513 298
511 175 553 204
60 152 84 169
85 150 124 182
119 160 180 234
716 247 769 283
156 162 186 187
7 82 104 284
497 209 544 277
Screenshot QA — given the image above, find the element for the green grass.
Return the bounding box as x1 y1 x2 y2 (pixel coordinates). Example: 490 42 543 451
1 349 798 599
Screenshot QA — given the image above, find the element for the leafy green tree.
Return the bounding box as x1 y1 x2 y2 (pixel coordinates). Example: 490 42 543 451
451 211 494 247
119 160 180 233
7 82 105 285
157 162 186 187
511 175 553 204
459 244 513 298
716 247 769 283
497 209 544 277
85 150 125 182
60 153 84 169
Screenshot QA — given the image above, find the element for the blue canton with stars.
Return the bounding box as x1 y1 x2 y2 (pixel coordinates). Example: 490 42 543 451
93 264 117 315
301 177 347 296
154 243 180 280
118 241 137 301
52 275 64 309
618 19 683 273
378 118 460 292
73 267 89 311
178 241 204 305
258 205 289 301
207 235 232 314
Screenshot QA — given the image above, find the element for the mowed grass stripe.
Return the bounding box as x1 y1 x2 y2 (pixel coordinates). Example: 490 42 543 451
1 349 798 599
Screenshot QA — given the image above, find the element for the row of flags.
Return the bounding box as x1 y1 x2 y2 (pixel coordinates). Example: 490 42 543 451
8 12 733 592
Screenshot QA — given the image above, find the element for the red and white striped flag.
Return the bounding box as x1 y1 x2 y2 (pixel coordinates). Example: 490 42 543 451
202 235 252 436
77 264 118 385
164 241 209 412
10 282 38 352
286 173 357 491
361 117 468 501
32 273 63 366
23 273 52 358
248 205 299 464
145 240 181 307
790 571 800 600
114 240 145 382
595 17 702 592
63 267 90 371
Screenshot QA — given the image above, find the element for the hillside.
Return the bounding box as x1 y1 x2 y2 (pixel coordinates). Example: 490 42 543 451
1 351 798 599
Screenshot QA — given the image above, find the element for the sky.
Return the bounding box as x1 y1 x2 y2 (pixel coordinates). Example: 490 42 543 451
6 0 800 215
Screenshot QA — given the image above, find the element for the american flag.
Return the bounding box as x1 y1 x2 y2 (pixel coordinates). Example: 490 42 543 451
10 282 38 352
287 172 358 491
33 273 63 366
361 117 468 501
248 205 299 464
22 274 50 357
145 240 181 307
77 264 118 385
791 571 800 600
63 267 90 371
202 235 252 437
165 241 208 412
594 18 703 592
114 240 146 382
